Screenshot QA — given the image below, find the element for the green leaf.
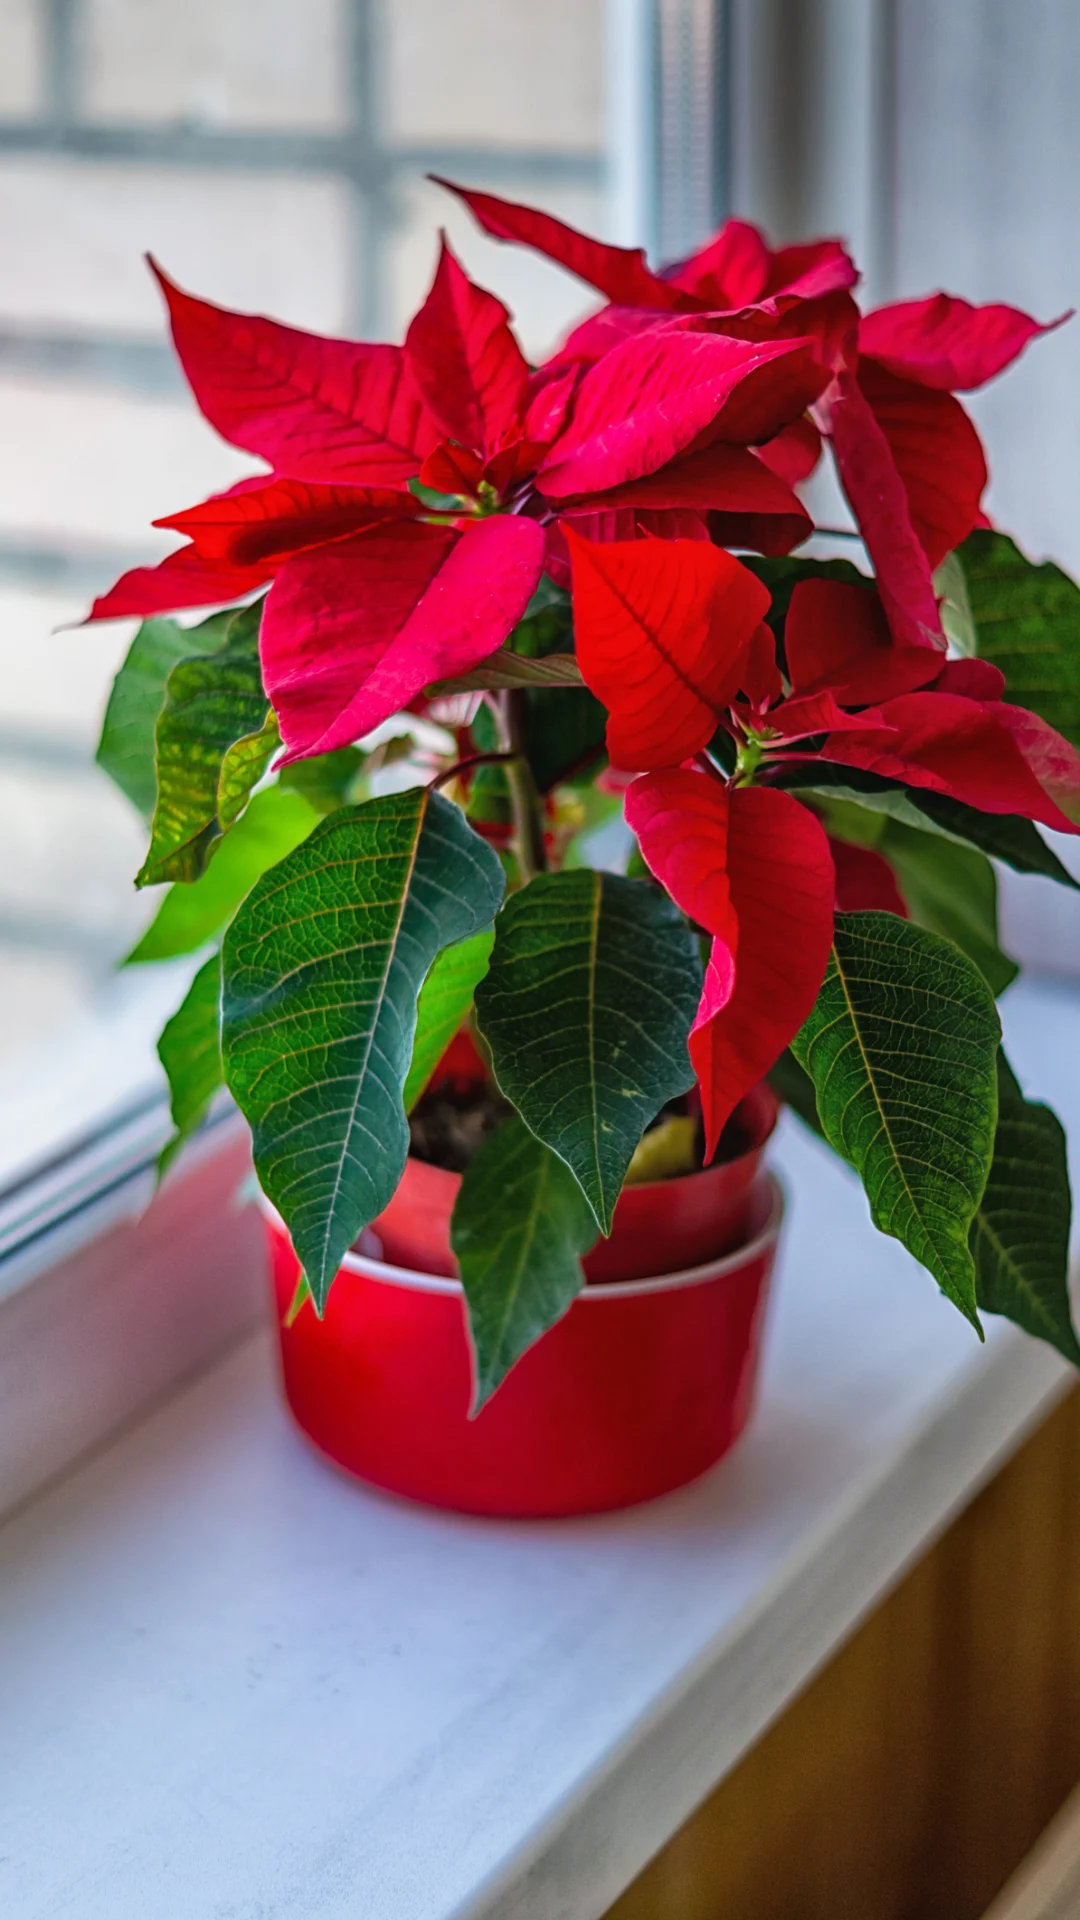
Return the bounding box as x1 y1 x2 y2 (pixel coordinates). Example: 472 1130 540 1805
138 601 268 886
284 1275 313 1325
95 610 232 819
875 817 1018 995
222 789 505 1308
911 791 1080 888
815 791 1019 992
125 786 320 964
767 1047 825 1139
792 912 1001 1328
403 928 495 1114
450 1115 597 1411
156 953 223 1177
959 529 1080 749
217 708 280 830
510 575 573 655
789 769 1080 889
972 1051 1079 1365
475 871 702 1233
810 792 887 849
278 744 366 814
408 476 465 511
932 549 977 655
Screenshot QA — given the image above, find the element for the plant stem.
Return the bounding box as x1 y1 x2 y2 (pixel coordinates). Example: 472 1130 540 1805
497 690 548 882
429 750 516 792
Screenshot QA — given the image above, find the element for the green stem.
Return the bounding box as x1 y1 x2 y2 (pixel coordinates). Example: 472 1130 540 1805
497 691 548 882
735 732 766 786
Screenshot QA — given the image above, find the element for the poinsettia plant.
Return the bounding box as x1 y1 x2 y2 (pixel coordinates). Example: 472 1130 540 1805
92 181 1080 1404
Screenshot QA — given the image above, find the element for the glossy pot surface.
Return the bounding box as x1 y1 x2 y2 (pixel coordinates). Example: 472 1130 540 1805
267 1176 782 1518
372 1082 779 1283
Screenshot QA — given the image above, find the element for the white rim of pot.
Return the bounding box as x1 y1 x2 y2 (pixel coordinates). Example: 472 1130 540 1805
259 1173 785 1302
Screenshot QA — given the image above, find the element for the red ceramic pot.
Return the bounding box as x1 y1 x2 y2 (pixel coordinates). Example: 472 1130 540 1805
370 1082 779 1283
266 1175 783 1518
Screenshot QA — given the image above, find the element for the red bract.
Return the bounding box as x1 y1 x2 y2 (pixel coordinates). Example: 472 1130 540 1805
830 839 908 917
149 260 441 486
747 580 1080 832
572 547 1080 839
262 516 546 761
828 294 1064 646
535 331 827 500
821 691 1080 832
88 240 827 755
89 543 271 621
436 178 857 315
403 237 529 453
858 293 1069 391
625 771 835 1156
444 182 1067 655
566 533 770 768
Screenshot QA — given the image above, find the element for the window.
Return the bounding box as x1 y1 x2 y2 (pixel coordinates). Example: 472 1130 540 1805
0 1 727 1192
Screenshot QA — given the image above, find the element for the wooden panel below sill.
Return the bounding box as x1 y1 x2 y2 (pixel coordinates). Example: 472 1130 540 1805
605 1384 1080 1920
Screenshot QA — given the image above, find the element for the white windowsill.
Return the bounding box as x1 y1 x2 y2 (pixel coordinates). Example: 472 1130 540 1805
2 977 1079 1920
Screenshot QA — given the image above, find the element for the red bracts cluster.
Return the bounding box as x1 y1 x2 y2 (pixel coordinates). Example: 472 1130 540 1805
571 537 1080 1152
89 182 1078 1147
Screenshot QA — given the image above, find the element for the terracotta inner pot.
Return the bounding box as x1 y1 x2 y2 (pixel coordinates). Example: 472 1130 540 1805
368 1082 778 1285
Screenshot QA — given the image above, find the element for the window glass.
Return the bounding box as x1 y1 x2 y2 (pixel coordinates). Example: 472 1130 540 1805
0 0 613 1175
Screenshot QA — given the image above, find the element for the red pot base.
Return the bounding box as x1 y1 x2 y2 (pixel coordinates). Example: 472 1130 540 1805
267 1176 782 1519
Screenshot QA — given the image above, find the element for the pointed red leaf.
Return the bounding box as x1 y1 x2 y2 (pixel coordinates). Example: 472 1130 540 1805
706 508 813 559
756 416 823 486
696 339 831 447
544 505 711 588
432 177 676 309
784 579 939 703
677 287 860 374
567 532 770 769
86 544 269 621
759 689 893 743
664 221 771 305
418 442 486 496
665 222 858 309
994 704 1080 827
821 690 1080 832
522 363 581 443
822 364 945 649
624 764 739 957
404 237 529 453
858 361 987 570
551 304 670 371
858 293 1069 391
765 238 860 300
151 260 440 484
931 657 1006 701
741 622 784 707
263 514 544 759
583 440 809 524
155 477 413 567
626 772 834 1154
830 838 907 916
538 333 824 500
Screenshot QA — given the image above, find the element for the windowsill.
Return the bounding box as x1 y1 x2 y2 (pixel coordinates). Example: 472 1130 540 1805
2 977 1079 1920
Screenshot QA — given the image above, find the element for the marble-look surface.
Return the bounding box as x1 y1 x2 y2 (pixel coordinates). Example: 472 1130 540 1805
1 979 1077 1920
